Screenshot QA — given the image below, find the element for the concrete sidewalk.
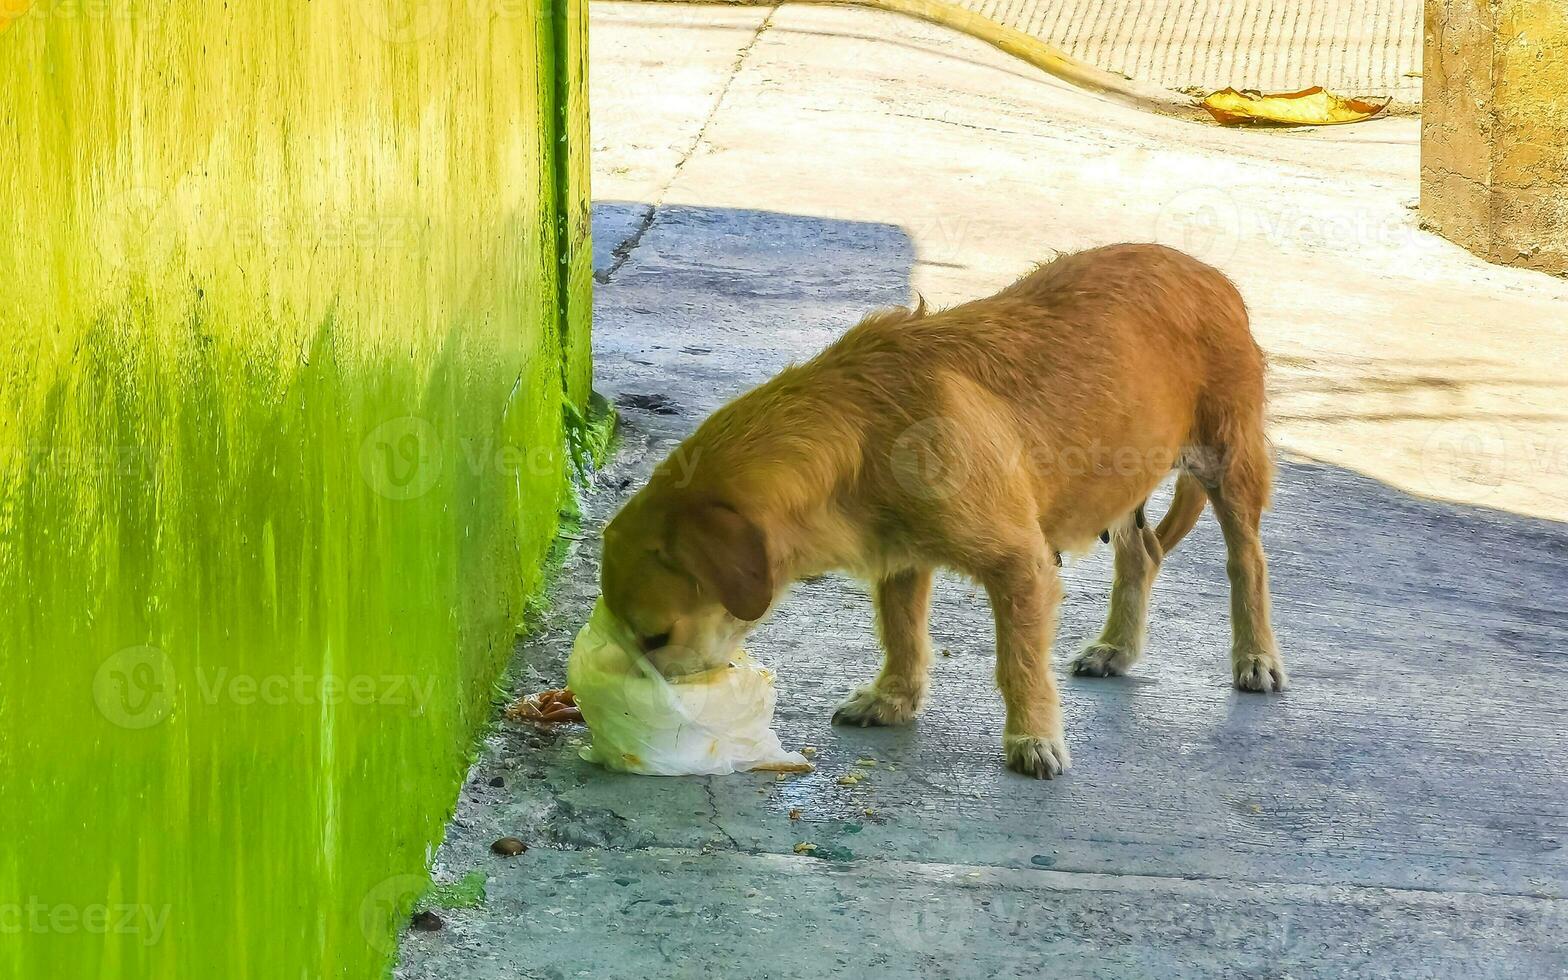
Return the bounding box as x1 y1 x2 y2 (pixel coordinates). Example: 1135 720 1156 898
397 6 1567 977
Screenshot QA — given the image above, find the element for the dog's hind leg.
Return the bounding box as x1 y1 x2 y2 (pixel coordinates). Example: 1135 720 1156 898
982 547 1072 779
1206 422 1288 692
832 566 934 727
1070 513 1164 678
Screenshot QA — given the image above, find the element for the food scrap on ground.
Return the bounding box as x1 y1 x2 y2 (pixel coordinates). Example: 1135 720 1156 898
753 758 815 774
505 688 583 725
793 842 817 855
410 910 444 932
1199 86 1391 126
837 773 862 786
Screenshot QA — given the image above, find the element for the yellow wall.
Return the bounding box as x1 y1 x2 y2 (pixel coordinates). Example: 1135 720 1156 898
1422 0 1568 274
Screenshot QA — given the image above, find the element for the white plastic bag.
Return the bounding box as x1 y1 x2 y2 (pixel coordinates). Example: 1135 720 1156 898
567 599 811 776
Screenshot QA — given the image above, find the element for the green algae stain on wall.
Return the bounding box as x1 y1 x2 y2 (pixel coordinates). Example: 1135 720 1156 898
553 0 596 406
0 2 590 977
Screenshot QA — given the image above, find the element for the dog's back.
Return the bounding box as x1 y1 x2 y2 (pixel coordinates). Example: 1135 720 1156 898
792 243 1267 558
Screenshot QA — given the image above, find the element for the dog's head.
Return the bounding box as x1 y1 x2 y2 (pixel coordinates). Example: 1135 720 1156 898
600 487 775 676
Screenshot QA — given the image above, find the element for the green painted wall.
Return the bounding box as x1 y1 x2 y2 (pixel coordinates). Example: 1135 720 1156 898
554 0 596 407
0 2 590 977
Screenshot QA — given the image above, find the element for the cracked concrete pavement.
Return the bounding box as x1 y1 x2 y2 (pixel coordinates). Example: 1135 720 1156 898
396 6 1568 977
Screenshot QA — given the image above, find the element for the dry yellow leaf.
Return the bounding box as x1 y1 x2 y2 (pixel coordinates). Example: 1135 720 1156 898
1201 86 1391 126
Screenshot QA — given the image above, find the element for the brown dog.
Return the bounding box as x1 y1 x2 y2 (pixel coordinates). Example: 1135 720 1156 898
601 243 1286 778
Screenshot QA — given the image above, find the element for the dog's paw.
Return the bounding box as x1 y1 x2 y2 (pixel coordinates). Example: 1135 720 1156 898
1004 733 1072 780
831 683 923 727
1233 651 1288 693
1069 642 1139 678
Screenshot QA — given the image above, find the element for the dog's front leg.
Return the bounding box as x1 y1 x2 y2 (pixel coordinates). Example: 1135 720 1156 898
832 567 934 727
984 550 1072 779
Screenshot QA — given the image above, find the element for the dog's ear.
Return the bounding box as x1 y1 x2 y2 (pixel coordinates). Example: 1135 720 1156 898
670 499 774 621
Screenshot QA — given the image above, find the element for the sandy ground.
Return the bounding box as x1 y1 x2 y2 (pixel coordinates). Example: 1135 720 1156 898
396 6 1567 977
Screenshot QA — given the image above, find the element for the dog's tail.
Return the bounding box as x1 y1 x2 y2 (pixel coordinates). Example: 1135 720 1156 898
1154 472 1207 554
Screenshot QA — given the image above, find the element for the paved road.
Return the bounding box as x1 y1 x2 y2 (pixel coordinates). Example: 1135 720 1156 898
397 7 1567 977
397 200 1568 978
